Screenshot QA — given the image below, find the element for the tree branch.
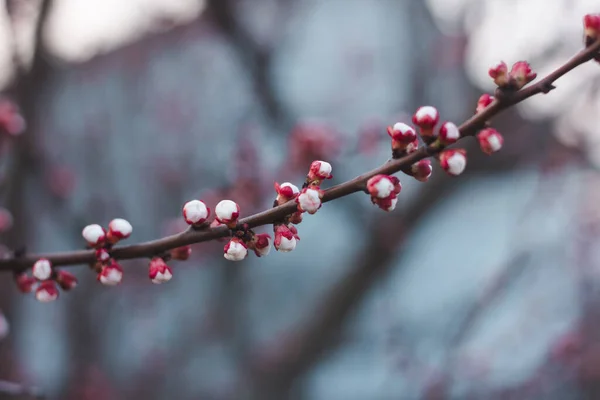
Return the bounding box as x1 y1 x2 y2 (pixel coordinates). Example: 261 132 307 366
0 38 598 273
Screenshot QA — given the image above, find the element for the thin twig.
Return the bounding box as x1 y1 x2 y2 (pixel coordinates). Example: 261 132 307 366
0 39 599 272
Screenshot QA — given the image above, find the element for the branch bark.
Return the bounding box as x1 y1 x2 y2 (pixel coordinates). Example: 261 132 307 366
0 38 598 272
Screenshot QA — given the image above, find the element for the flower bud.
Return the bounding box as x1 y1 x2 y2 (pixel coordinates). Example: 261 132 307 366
476 94 494 114
274 182 300 205
82 224 106 248
367 175 401 199
412 106 439 136
35 281 59 303
14 272 37 293
584 14 600 42
215 200 240 227
107 218 132 243
439 149 467 176
307 161 333 186
477 128 504 155
274 224 298 252
489 62 509 87
250 233 272 257
509 61 536 90
438 122 461 145
296 187 324 214
411 159 433 182
183 200 210 226
98 261 123 286
56 270 78 291
149 257 173 284
224 237 248 261
32 258 52 281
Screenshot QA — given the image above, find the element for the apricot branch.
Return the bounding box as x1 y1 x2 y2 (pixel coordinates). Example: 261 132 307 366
2 15 600 302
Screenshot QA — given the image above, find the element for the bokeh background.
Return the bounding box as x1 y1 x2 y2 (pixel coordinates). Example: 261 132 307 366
0 0 598 399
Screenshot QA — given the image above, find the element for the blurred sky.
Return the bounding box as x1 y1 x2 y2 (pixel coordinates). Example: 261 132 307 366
0 0 206 87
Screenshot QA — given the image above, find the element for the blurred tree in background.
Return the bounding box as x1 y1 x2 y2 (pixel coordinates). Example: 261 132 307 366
0 1 598 399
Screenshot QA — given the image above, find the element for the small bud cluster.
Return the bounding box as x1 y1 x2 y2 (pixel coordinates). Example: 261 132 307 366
584 14 600 62
82 218 132 286
488 61 537 90
14 258 77 303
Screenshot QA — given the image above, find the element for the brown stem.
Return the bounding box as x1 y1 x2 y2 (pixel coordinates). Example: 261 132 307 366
0 39 599 273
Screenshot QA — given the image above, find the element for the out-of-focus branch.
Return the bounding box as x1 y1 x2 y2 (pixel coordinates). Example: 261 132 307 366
1 0 54 250
0 38 597 272
206 0 290 126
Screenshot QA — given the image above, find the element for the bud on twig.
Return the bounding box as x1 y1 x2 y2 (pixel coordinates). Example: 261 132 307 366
82 224 106 248
215 200 240 228
439 149 467 176
183 200 210 226
149 257 173 284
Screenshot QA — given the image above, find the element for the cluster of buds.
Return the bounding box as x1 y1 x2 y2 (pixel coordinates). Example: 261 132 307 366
82 218 132 286
0 98 26 136
366 175 402 212
223 229 272 261
14 258 77 303
488 61 537 91
388 106 466 178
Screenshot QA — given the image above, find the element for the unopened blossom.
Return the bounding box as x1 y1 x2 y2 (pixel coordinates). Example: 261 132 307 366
476 94 494 114
366 175 401 212
412 106 439 136
438 122 461 145
274 224 298 252
149 257 173 284
387 122 417 143
183 200 210 226
584 14 600 42
215 200 240 227
35 281 59 303
82 224 106 248
387 122 418 155
32 258 52 281
95 248 110 262
439 149 467 176
509 61 536 90
367 175 401 199
274 182 300 205
224 237 248 261
477 128 504 155
307 161 333 186
250 233 272 257
171 245 192 261
56 270 78 291
411 159 433 182
14 272 37 293
405 139 419 154
107 218 133 243
296 187 324 214
98 261 123 286
489 62 509 87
